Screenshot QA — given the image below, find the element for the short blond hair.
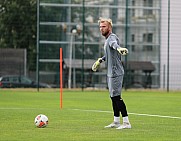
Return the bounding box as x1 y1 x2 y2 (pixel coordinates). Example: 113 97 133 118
98 17 113 27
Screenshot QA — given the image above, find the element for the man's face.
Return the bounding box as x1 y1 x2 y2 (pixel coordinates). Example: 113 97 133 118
99 21 111 37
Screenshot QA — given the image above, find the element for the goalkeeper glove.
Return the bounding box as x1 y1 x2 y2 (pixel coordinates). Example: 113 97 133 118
117 47 128 55
92 58 103 72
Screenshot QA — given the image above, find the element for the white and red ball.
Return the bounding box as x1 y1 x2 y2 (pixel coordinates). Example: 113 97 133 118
34 114 48 128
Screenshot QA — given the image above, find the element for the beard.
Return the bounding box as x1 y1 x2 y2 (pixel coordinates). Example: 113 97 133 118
101 30 110 37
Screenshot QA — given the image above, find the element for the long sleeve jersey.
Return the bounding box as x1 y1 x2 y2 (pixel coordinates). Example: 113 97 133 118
103 33 124 77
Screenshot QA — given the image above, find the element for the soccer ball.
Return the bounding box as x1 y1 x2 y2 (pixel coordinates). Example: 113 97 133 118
34 114 48 128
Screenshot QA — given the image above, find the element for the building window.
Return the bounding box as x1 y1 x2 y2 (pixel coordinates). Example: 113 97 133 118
143 33 153 42
131 34 135 52
131 45 135 52
131 0 135 17
131 34 135 42
143 0 153 16
143 45 152 51
143 33 153 51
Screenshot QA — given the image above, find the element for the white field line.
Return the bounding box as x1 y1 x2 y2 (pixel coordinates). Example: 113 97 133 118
70 108 181 120
1 107 181 120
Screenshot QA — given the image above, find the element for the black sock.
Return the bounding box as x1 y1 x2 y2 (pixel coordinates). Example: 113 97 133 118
111 96 128 117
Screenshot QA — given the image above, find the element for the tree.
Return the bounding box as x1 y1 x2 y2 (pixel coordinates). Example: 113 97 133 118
0 0 37 70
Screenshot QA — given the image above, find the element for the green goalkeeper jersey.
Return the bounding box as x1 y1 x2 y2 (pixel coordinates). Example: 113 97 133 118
103 33 124 77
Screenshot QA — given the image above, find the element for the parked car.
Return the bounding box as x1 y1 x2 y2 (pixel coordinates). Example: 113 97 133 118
0 75 51 88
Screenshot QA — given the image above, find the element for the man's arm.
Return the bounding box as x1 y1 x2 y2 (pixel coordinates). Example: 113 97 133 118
109 36 129 55
117 47 128 55
100 56 106 62
92 56 106 72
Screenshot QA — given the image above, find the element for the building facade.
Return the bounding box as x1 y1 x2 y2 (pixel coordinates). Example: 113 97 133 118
161 0 181 90
37 0 165 89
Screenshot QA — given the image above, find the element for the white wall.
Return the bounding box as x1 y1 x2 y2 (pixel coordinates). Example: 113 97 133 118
161 0 181 90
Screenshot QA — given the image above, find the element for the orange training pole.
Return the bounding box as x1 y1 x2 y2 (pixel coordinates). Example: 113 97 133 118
59 48 63 109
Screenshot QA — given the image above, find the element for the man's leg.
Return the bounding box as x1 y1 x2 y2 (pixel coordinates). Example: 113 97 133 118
104 98 120 128
112 96 131 129
105 76 131 129
112 96 128 117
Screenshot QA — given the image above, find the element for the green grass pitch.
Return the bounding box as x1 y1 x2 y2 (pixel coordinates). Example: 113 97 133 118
0 89 181 141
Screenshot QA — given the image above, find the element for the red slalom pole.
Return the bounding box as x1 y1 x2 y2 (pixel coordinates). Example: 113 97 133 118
59 48 63 109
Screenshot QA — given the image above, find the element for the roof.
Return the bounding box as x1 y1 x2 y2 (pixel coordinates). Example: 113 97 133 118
125 61 155 72
64 59 155 72
64 59 95 69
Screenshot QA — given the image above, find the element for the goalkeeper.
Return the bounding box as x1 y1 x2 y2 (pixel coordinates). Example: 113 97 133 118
92 17 131 130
